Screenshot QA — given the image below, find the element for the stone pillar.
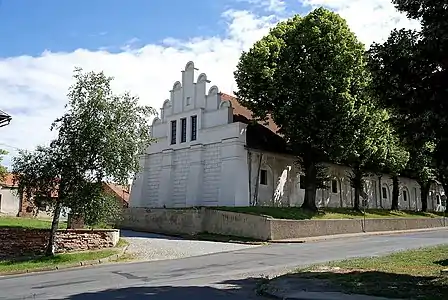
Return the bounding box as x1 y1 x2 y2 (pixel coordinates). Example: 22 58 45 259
158 149 174 207
186 144 204 206
218 137 250 206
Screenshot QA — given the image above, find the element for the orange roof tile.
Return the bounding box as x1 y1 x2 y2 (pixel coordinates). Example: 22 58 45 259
219 93 279 133
0 174 17 188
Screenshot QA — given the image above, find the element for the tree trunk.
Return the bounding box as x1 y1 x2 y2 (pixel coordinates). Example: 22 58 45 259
351 167 363 212
45 199 62 256
419 181 430 212
300 160 318 211
391 175 399 211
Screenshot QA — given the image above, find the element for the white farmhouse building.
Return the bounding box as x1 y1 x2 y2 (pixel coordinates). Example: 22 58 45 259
129 61 445 211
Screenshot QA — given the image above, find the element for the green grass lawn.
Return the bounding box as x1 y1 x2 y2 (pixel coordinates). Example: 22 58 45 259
215 206 443 220
290 245 448 299
0 216 67 229
0 249 118 274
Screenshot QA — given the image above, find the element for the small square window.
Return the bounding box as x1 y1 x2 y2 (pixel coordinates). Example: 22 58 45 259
260 169 268 185
331 179 338 193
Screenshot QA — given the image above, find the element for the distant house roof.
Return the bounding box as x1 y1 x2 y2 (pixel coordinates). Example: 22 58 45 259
103 182 130 207
0 174 17 188
220 93 292 155
0 109 12 128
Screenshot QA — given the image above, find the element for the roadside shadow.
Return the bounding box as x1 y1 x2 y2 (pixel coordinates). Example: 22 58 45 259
284 270 448 299
60 277 264 299
435 259 448 267
119 230 185 241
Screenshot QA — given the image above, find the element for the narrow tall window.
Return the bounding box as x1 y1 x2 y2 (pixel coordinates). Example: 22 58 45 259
331 179 338 193
437 195 441 204
299 175 305 190
180 118 187 143
382 187 387 199
403 190 408 202
170 120 177 145
191 115 197 141
260 169 268 185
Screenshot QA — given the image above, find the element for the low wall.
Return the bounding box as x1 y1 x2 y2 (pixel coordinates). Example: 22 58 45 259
123 208 448 241
121 208 203 235
0 228 119 258
121 208 270 240
269 217 446 240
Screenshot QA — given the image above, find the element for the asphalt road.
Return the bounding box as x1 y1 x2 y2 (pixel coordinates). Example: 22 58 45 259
0 230 447 299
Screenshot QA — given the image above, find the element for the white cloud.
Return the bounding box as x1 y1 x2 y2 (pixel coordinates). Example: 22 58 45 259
302 0 420 46
237 0 287 13
0 1 419 167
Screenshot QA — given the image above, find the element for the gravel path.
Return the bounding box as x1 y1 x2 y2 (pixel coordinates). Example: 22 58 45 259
121 230 260 261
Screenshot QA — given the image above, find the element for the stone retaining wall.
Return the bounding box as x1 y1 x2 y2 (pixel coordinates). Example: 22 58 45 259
122 208 447 241
0 228 119 258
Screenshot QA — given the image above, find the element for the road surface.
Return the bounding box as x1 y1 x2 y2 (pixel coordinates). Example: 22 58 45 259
0 230 447 299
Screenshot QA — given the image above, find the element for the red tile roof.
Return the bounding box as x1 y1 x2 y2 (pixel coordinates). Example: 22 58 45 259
220 93 291 154
219 93 279 133
104 183 130 203
0 174 17 188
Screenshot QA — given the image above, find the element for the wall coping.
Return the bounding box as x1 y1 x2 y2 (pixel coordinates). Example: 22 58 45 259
268 217 446 222
0 228 119 233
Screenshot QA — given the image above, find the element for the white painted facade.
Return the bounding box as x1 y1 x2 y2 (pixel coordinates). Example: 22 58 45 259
130 61 446 211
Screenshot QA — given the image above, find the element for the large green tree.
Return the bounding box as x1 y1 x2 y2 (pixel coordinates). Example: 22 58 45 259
383 133 410 211
368 1 448 205
344 107 389 211
234 8 370 211
404 142 435 211
13 68 155 256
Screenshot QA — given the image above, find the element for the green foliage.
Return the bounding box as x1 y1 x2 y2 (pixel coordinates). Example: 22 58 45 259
12 68 155 255
0 149 8 181
369 0 448 202
12 146 61 215
234 8 370 210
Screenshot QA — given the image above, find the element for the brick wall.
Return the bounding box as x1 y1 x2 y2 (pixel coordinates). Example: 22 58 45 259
0 228 119 259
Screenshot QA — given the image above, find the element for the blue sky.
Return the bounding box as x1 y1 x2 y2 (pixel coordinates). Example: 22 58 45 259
0 0 419 168
0 0 307 57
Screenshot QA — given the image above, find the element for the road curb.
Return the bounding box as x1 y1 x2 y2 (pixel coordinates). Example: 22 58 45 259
268 227 448 243
0 245 128 277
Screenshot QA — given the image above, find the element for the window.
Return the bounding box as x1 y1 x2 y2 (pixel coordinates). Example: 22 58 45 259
260 169 268 185
437 195 441 204
382 187 387 199
191 115 197 141
170 120 177 145
299 175 305 189
331 179 338 193
403 190 408 202
186 96 191 105
180 118 187 143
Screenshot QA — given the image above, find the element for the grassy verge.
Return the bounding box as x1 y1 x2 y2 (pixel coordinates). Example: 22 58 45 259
289 245 448 299
0 249 118 274
0 216 67 229
215 206 444 220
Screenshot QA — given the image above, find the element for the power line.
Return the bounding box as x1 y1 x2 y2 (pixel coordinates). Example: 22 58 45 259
0 142 23 151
